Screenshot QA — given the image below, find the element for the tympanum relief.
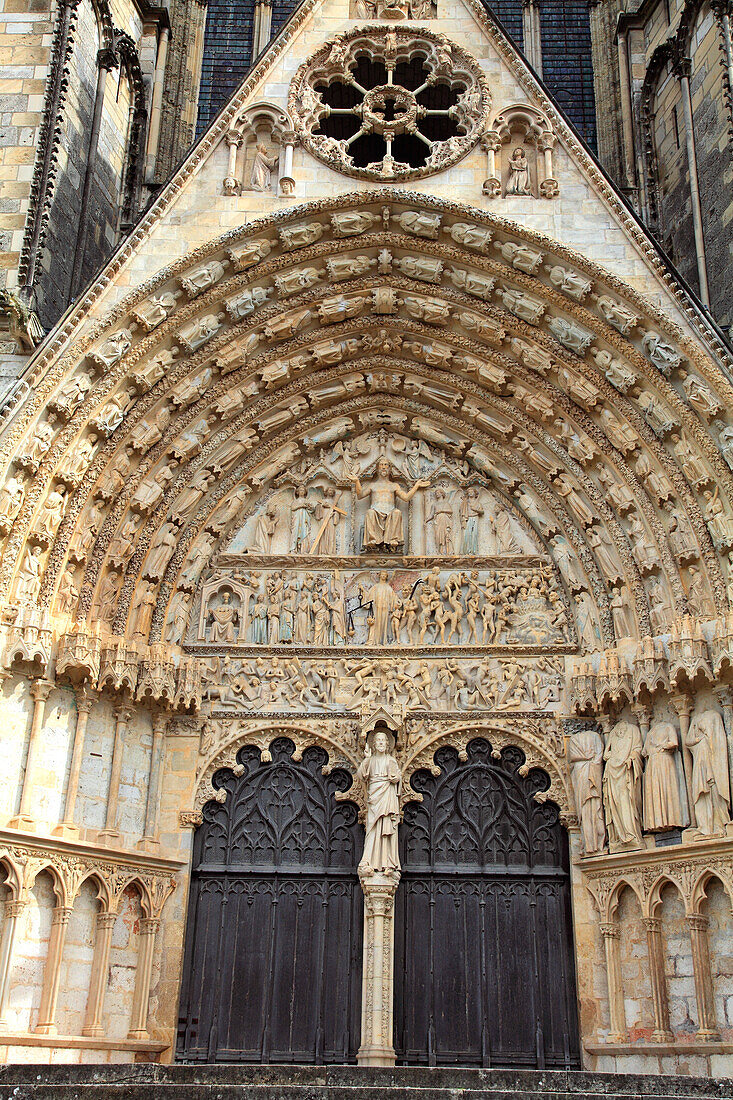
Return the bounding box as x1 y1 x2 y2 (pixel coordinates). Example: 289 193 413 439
178 425 572 718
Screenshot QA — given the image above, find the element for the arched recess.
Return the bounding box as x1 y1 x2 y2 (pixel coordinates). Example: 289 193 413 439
394 735 580 1068
176 736 363 1064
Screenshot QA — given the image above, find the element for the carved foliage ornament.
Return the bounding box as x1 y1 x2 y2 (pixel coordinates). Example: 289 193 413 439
288 29 490 181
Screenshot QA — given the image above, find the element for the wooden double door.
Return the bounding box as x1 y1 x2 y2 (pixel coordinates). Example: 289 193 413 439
177 735 579 1068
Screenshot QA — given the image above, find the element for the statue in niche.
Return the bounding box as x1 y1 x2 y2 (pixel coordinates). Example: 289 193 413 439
505 147 532 196
251 503 278 553
33 486 65 544
609 584 634 639
250 143 279 191
131 582 157 640
58 566 80 614
647 575 673 632
427 488 454 555
643 719 685 831
703 486 733 546
686 564 714 618
0 475 24 531
567 729 606 855
16 544 43 603
459 488 484 554
603 719 644 848
290 487 314 553
311 488 345 555
352 458 428 552
360 571 401 646
685 707 731 835
209 591 240 643
358 729 402 876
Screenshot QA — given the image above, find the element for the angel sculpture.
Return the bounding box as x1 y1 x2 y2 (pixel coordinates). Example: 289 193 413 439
332 437 369 481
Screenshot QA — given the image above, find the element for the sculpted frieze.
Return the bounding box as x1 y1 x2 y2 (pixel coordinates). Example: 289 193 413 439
186 563 571 650
199 653 565 714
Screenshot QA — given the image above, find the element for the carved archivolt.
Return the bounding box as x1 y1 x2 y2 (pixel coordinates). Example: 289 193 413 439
288 29 490 181
3 196 733 794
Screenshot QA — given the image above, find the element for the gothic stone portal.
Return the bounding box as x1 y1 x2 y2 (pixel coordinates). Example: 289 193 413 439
395 739 580 1068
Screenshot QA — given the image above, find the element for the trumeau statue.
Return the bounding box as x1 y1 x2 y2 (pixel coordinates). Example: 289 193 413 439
602 719 644 848
358 729 402 877
567 729 606 855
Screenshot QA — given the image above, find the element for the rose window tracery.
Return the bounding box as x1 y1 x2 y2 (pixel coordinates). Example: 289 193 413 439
289 29 490 180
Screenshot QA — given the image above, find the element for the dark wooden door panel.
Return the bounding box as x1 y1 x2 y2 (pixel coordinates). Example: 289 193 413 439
177 739 363 1064
395 738 580 1069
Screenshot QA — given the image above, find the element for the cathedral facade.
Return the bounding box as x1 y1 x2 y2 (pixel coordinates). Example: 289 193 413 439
0 0 733 1079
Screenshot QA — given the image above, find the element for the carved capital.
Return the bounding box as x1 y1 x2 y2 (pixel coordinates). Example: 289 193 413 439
599 921 620 939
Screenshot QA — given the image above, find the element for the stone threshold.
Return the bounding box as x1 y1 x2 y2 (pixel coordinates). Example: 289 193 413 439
585 1041 733 1054
0 1032 168 1052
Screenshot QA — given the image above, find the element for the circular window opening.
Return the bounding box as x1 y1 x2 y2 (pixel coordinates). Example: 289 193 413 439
289 28 490 180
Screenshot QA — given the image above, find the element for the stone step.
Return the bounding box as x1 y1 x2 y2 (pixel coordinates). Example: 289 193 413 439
0 1087 729 1100
0 1067 730 1099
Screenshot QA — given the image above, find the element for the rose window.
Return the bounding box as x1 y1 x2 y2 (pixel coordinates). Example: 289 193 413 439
289 28 490 181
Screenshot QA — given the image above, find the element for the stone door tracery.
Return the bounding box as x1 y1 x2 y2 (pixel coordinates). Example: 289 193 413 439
176 738 363 1063
394 737 580 1068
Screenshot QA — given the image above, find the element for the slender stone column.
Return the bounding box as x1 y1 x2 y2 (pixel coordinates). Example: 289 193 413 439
252 0 273 58
600 920 628 1043
35 905 73 1034
685 913 720 1040
138 713 168 851
279 129 297 196
128 916 160 1039
0 900 26 1030
98 706 131 845
53 687 95 839
83 911 116 1037
8 679 53 831
357 872 399 1067
643 916 673 1042
616 30 637 193
144 24 169 182
675 57 711 307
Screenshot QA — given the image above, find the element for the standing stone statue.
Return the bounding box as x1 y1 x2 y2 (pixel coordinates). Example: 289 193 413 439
352 457 428 551
358 730 402 875
602 719 644 848
505 147 532 196
643 719 686 831
359 572 401 646
685 707 731 835
567 729 606 855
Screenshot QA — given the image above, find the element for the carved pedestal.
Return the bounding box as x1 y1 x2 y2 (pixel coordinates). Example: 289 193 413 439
357 871 399 1067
